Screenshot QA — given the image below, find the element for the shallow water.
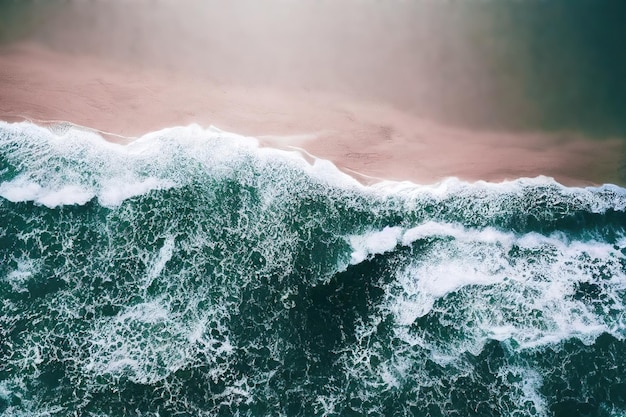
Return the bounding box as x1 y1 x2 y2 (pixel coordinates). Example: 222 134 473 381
1 122 625 416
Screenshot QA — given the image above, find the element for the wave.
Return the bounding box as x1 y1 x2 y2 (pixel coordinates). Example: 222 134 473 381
1 121 626 416
0 121 360 208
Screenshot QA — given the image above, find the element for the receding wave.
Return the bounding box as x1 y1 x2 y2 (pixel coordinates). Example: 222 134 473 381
1 121 625 417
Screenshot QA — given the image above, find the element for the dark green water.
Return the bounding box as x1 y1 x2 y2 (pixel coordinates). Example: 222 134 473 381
1 122 625 416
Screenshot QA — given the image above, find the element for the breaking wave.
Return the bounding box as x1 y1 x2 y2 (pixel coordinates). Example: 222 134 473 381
1 121 625 416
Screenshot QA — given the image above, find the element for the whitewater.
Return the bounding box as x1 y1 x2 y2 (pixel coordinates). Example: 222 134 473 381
1 121 625 417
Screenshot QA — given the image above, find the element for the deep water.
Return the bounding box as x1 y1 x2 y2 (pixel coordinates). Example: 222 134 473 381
1 122 625 417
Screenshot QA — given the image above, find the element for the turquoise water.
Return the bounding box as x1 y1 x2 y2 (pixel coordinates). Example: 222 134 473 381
1 121 625 416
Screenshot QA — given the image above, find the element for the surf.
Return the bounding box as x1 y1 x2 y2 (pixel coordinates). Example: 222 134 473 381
1 121 625 416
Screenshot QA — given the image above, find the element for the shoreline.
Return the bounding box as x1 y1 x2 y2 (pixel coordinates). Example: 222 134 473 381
5 117 624 192
1 42 624 187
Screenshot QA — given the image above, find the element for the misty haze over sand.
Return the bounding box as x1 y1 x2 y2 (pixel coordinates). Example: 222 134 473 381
1 0 625 185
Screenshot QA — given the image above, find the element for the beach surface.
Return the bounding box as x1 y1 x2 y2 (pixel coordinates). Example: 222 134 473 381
1 42 623 186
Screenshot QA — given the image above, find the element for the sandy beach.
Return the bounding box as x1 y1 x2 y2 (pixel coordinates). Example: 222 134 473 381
1 42 623 186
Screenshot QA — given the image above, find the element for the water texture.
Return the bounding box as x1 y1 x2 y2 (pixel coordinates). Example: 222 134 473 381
1 122 625 416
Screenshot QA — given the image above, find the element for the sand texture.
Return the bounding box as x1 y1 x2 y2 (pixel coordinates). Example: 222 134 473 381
1 43 623 186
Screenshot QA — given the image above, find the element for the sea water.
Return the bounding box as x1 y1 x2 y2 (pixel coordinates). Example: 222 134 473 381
1 121 625 416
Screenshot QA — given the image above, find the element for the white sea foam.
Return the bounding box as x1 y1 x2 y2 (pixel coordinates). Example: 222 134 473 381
349 226 403 264
0 179 95 208
345 218 626 377
401 221 515 246
85 299 188 384
0 121 364 209
143 236 176 293
98 177 177 208
370 221 626 356
0 180 44 203
499 366 548 417
0 176 180 208
372 175 626 220
339 221 622 415
3 256 41 293
2 120 626 212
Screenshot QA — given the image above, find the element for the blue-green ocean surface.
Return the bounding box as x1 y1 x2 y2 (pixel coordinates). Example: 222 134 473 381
1 121 625 417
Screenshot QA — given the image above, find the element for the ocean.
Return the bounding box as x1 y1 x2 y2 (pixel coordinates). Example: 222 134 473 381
0 121 625 416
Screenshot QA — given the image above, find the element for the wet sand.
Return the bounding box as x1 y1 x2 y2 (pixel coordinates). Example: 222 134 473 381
1 42 623 186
